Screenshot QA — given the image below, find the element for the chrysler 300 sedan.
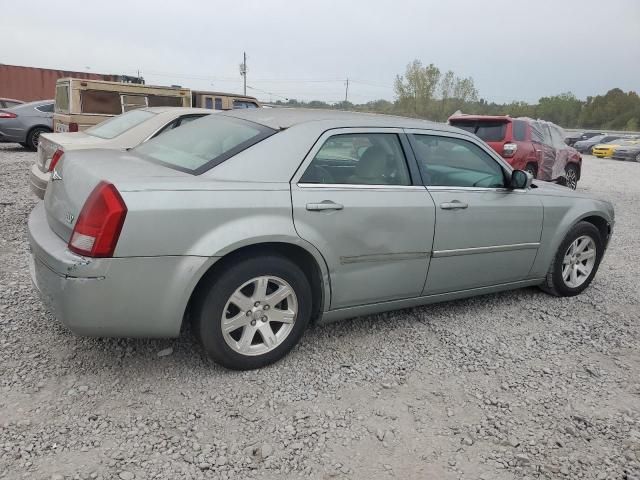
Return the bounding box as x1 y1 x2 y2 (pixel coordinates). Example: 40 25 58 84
28 109 615 370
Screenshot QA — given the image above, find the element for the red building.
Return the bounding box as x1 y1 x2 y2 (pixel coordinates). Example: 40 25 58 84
0 64 124 102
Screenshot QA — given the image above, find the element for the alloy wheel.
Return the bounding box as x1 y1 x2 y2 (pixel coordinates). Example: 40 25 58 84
564 167 578 190
562 235 596 288
221 275 298 356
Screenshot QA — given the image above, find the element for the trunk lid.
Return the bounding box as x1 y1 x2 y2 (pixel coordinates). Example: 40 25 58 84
37 132 108 171
44 149 194 243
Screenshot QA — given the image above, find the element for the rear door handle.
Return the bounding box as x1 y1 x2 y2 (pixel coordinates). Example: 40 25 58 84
306 201 344 211
440 201 468 210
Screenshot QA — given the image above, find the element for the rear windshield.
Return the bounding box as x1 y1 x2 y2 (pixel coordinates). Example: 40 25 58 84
450 120 507 142
55 84 70 114
86 109 156 139
134 114 275 174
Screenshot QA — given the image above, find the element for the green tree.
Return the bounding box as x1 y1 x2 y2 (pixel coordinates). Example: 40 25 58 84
394 60 441 117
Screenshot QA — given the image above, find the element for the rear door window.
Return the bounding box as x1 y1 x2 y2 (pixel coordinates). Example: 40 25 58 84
233 100 258 109
300 133 411 185
36 103 54 113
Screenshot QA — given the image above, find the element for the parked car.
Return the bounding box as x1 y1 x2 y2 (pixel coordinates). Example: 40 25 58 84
28 109 614 370
0 100 54 150
53 77 191 133
0 98 24 108
574 134 624 154
611 143 640 162
30 107 212 199
564 131 605 147
592 138 640 158
448 115 582 189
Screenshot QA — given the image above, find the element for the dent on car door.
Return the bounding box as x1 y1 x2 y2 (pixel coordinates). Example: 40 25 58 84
290 129 436 310
406 131 543 295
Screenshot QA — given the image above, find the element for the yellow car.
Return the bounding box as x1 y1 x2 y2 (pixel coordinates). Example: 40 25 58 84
592 139 640 158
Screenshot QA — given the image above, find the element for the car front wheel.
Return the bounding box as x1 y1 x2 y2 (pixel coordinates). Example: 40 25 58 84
193 255 312 370
541 221 603 297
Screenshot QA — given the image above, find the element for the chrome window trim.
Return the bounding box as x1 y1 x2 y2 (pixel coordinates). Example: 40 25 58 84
297 183 426 191
426 185 528 193
432 242 540 258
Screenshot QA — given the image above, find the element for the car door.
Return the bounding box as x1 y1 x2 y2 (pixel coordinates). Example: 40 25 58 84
291 128 436 309
406 129 543 295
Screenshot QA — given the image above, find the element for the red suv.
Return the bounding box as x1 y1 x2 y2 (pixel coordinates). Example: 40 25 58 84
448 115 582 189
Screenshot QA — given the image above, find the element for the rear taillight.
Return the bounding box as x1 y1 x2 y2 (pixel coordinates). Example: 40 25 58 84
48 149 64 172
69 122 79 132
503 142 517 158
0 111 17 119
68 182 127 258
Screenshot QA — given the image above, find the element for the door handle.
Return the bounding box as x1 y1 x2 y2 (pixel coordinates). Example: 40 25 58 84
440 201 468 210
306 201 344 211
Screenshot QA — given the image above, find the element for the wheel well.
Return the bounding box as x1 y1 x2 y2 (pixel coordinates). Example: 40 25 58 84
26 125 52 140
581 215 610 243
185 242 325 327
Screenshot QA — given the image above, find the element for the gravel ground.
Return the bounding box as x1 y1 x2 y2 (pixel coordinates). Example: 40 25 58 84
1 143 639 480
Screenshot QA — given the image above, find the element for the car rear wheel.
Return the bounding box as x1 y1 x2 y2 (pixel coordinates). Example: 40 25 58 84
193 255 312 370
25 127 49 151
540 221 603 297
564 164 579 190
524 163 538 178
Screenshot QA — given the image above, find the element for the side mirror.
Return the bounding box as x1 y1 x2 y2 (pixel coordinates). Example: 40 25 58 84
509 169 533 190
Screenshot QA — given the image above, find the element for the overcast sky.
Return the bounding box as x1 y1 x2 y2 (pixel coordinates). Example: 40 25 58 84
2 0 639 104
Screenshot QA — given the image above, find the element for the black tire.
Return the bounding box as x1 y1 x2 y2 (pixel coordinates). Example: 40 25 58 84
25 127 49 151
193 255 312 370
564 164 579 190
540 221 604 297
524 163 538 179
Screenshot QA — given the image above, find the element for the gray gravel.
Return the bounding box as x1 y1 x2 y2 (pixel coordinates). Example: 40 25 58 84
1 143 639 480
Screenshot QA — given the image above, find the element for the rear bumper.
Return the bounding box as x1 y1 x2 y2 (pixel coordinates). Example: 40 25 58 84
28 202 210 338
29 164 49 199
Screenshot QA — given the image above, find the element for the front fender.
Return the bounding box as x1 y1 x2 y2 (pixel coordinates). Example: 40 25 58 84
529 197 613 278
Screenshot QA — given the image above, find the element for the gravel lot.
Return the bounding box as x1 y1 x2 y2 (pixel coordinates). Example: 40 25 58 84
1 143 639 480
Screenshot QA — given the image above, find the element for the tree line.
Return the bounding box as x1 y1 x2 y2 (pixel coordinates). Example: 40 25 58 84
273 60 640 131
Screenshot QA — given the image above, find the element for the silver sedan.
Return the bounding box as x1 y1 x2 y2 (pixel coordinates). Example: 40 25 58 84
28 109 615 370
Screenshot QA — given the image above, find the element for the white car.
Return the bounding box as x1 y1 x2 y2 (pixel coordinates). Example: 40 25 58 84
30 107 212 198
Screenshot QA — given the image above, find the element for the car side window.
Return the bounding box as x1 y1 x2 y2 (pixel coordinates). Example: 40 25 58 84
411 134 505 188
36 103 54 113
512 120 527 141
300 133 411 186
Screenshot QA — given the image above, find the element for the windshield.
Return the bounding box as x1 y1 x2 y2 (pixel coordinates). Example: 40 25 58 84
86 110 156 139
450 120 507 142
134 114 276 174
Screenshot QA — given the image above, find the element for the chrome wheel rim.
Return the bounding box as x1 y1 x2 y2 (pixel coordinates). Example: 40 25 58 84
221 275 297 356
525 165 536 178
565 168 578 190
562 235 596 288
636 152 640 163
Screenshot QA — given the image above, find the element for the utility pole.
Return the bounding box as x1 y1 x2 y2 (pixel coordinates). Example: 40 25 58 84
240 52 247 96
344 78 349 104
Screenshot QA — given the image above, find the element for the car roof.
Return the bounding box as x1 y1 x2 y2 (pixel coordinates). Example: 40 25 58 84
220 107 454 132
12 99 54 109
0 97 23 103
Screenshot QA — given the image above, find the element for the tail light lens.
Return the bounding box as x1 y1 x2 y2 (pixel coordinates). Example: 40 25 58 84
503 142 517 158
0 111 17 119
68 182 127 258
48 149 64 172
69 122 79 132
